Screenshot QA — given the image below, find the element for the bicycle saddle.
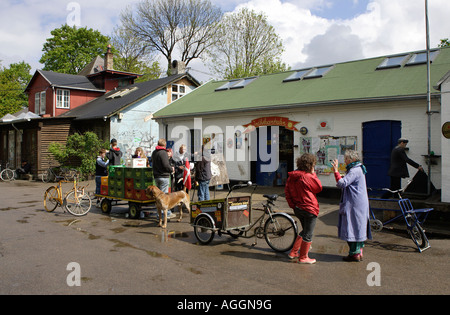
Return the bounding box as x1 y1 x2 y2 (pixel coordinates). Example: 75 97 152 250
263 194 278 201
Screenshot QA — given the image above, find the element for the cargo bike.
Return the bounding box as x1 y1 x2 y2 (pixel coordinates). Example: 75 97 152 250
94 165 156 219
190 182 299 252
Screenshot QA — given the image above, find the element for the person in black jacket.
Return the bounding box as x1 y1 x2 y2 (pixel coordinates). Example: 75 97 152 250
151 139 175 218
386 138 423 198
106 138 123 165
95 149 109 207
195 146 212 201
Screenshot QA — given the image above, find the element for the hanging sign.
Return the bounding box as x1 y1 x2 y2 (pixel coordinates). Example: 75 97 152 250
442 122 450 139
243 116 300 133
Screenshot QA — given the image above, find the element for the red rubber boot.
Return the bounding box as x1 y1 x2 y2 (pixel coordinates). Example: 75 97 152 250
288 236 302 259
298 240 316 264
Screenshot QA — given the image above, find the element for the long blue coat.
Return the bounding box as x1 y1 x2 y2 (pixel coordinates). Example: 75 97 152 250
336 164 372 242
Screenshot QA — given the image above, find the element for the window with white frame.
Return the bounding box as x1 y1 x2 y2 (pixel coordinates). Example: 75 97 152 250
171 84 186 102
39 91 46 115
34 91 46 115
56 89 70 109
34 93 40 114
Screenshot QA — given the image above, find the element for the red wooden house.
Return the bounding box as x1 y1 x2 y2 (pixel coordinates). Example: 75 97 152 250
25 46 140 118
0 46 142 176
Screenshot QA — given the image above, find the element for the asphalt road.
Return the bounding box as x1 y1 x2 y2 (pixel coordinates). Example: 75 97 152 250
1 179 449 296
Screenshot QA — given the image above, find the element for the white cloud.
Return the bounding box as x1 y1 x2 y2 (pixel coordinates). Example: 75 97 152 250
231 0 450 71
1 0 450 80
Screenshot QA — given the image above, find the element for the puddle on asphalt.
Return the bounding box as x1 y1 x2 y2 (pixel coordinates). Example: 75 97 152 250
53 219 81 226
0 207 19 211
107 238 170 258
111 227 126 234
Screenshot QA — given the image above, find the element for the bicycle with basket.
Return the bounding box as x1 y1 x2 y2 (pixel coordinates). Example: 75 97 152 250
191 181 298 252
369 181 433 252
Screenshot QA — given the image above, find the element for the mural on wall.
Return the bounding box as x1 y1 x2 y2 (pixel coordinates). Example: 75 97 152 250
117 130 157 159
300 136 357 174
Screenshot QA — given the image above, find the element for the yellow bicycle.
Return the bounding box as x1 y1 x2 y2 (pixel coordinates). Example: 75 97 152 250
43 172 91 216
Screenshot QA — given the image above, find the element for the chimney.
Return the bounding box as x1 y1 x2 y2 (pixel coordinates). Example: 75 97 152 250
171 60 186 75
105 44 113 70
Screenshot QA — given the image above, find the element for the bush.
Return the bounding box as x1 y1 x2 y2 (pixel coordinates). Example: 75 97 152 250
48 132 109 179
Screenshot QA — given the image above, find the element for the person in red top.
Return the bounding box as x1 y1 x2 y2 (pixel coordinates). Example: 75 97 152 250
285 153 323 264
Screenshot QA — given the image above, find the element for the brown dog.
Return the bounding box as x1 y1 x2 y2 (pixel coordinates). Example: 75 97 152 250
145 185 190 228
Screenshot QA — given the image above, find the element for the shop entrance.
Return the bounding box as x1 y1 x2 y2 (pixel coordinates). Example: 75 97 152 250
251 126 294 186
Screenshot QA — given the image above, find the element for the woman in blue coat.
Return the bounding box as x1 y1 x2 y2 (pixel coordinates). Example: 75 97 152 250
331 150 372 262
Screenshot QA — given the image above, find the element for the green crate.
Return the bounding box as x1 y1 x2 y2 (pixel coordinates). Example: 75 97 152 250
124 167 134 178
115 186 124 198
134 178 155 190
108 186 116 197
109 165 125 178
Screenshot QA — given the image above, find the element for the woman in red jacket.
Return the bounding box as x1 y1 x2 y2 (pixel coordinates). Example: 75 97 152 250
285 153 323 264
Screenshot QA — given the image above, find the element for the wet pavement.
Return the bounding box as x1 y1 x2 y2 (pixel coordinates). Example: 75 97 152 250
1 179 449 295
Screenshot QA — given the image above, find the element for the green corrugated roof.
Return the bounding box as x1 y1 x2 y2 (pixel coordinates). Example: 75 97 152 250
154 47 450 118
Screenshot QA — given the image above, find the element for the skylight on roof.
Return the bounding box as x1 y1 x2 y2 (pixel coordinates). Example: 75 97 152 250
303 65 334 79
406 50 439 66
230 77 257 89
215 77 257 91
283 69 311 82
106 87 138 99
377 55 409 69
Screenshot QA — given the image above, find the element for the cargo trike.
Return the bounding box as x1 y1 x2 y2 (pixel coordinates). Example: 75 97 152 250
94 165 156 219
190 182 298 252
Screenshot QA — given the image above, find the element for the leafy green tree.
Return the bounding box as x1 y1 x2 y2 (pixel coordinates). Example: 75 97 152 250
439 38 450 47
0 61 32 117
40 24 111 74
207 8 289 80
48 132 109 178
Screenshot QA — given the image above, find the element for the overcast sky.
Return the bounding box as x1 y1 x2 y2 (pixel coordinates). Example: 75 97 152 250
1 0 449 82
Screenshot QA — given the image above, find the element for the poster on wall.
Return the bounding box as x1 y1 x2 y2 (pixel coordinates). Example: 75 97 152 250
300 136 357 174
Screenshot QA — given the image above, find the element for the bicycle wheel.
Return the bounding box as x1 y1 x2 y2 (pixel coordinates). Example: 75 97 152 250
264 214 297 252
64 190 92 216
44 186 59 212
41 169 53 183
406 217 428 250
1 169 15 181
193 215 215 245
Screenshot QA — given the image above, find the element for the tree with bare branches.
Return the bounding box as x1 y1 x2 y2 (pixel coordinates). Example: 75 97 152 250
120 0 223 75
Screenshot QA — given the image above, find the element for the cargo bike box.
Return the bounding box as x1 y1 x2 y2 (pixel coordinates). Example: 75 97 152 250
190 182 298 252
190 196 252 230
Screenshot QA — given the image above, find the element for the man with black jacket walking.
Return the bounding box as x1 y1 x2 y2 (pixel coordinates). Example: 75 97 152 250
386 138 423 198
151 139 175 218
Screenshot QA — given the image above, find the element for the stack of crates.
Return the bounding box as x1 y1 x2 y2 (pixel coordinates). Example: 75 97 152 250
108 165 125 198
108 165 154 200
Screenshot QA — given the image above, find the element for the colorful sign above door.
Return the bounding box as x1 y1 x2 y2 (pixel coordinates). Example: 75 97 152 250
243 116 300 133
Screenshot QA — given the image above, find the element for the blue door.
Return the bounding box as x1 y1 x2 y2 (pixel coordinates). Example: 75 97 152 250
362 120 401 193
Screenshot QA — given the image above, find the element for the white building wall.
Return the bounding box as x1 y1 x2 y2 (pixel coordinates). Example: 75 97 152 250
441 79 450 202
162 98 442 190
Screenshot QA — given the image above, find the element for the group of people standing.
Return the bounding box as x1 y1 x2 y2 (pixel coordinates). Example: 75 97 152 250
94 138 212 214
285 137 423 263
